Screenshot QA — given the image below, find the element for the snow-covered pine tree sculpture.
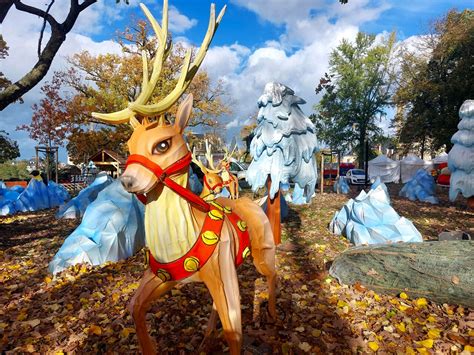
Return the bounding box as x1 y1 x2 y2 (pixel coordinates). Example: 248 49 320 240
247 82 319 243
448 100 474 207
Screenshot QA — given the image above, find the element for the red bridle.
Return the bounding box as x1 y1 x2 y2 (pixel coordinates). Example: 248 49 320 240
125 152 210 212
203 175 223 193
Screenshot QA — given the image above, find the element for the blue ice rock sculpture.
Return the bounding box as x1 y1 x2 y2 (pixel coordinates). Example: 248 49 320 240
329 182 422 245
399 169 438 204
0 188 20 206
448 100 474 201
0 178 70 216
49 180 146 275
370 176 390 203
218 186 231 198
10 185 25 193
292 184 307 204
247 82 318 202
188 168 203 195
334 176 350 194
56 173 113 219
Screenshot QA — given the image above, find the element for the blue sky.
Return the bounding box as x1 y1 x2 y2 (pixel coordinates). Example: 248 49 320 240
1 0 471 162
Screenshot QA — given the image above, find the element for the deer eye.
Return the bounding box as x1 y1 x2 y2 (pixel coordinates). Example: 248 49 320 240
153 139 170 154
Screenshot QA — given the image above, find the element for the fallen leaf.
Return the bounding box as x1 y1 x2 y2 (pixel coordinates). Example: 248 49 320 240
367 268 378 276
415 298 428 308
416 339 434 349
427 328 441 339
400 292 408 300
24 319 40 328
89 325 102 336
368 341 379 352
451 275 460 284
298 342 312 352
396 322 406 333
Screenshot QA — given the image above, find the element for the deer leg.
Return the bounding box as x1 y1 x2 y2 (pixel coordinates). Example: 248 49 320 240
201 250 242 354
251 247 277 321
198 303 219 351
205 303 219 336
128 269 177 355
233 180 239 199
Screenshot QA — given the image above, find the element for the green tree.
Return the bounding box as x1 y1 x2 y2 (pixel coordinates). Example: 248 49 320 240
0 130 20 163
0 160 29 180
393 9 474 155
313 32 396 167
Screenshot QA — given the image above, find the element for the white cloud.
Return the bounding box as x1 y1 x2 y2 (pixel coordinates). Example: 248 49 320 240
0 4 123 160
202 44 250 79
204 0 392 141
226 118 239 129
1 0 394 159
168 5 198 33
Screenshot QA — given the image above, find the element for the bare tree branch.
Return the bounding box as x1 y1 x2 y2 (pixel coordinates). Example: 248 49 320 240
13 0 60 30
38 0 55 58
0 0 98 110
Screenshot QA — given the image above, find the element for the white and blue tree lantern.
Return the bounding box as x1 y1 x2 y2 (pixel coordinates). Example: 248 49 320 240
448 100 474 206
246 82 319 242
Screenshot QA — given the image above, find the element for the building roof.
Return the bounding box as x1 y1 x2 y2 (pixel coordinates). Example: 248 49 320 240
89 149 127 165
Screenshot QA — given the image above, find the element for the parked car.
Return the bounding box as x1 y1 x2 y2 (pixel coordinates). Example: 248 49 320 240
229 159 250 188
346 169 366 185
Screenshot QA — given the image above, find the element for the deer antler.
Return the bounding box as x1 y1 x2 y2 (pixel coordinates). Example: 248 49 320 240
223 145 237 162
191 148 209 175
92 0 226 125
204 139 220 172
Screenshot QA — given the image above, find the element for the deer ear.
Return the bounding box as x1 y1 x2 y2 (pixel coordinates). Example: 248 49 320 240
175 94 194 133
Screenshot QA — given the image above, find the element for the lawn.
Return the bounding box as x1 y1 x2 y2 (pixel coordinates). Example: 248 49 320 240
0 184 473 353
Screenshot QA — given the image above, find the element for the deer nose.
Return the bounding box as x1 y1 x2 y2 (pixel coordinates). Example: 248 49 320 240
120 175 136 190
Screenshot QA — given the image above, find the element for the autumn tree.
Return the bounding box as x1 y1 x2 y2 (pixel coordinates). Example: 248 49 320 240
17 72 73 148
0 130 20 163
239 112 257 161
313 32 396 167
60 19 230 163
0 35 11 91
393 9 474 156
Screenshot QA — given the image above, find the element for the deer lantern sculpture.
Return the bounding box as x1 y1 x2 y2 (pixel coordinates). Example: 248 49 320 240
219 145 240 199
92 2 277 354
191 145 223 201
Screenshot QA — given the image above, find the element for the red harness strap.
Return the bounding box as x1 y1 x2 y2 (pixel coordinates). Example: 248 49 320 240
203 175 223 192
126 152 210 212
146 202 250 281
125 153 250 281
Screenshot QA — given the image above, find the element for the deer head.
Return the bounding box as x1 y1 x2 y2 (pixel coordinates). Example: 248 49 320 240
91 1 226 195
191 141 223 198
220 145 237 170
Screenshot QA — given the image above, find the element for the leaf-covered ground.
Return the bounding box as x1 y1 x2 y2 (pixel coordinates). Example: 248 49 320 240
0 184 473 354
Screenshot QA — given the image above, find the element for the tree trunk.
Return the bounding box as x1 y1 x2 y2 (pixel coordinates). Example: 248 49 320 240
358 129 366 169
329 241 474 308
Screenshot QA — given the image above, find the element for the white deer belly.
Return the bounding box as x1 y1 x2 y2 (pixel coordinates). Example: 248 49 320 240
145 176 198 263
222 170 230 182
